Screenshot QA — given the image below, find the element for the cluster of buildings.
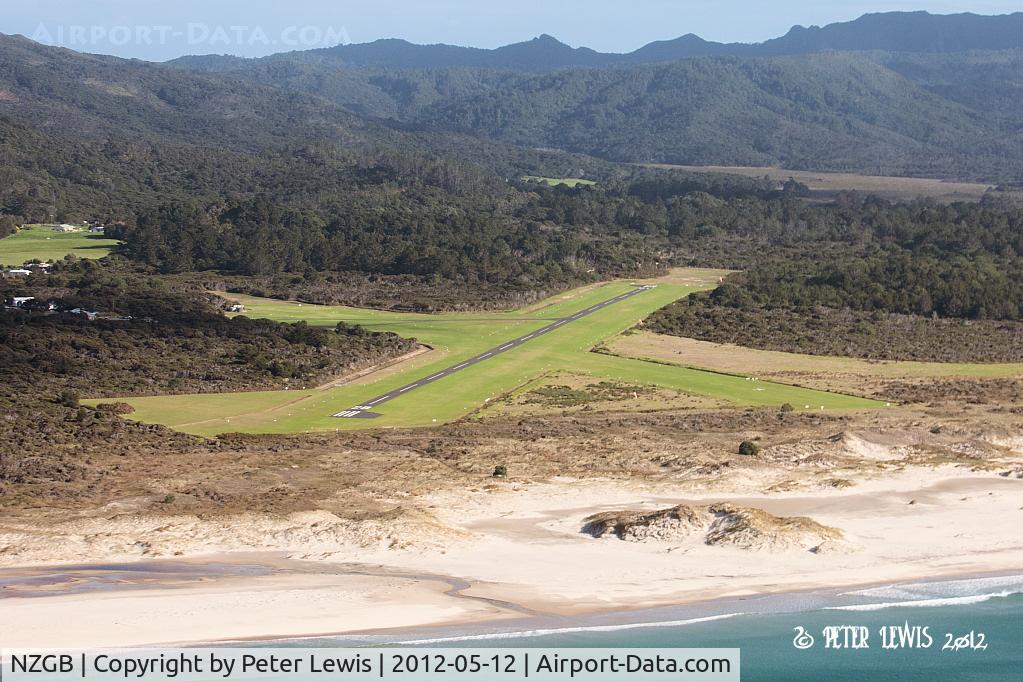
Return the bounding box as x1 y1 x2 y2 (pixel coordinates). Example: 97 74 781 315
4 296 59 312
3 221 115 319
3 295 110 321
52 221 106 234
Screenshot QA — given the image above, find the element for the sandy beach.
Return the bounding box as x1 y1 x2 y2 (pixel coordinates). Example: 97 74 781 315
3 461 1022 648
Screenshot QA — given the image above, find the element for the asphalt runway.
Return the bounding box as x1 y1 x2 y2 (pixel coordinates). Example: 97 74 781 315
333 285 654 419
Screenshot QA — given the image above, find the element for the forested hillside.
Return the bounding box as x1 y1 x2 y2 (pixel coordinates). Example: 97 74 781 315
166 47 1023 181
409 53 1020 179
3 31 1023 321
0 34 634 290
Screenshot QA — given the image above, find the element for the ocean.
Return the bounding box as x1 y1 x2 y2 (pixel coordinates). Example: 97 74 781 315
8 563 1016 679
310 573 1023 681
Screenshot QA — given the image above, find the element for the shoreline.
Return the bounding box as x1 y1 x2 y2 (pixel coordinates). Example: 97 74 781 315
3 465 1023 648
2 553 1022 649
6 552 1023 650
222 565 1023 645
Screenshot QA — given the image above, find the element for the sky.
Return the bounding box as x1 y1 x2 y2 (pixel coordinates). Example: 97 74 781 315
4 1 1022 61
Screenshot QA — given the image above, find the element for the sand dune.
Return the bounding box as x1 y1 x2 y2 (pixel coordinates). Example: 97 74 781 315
2 465 1022 648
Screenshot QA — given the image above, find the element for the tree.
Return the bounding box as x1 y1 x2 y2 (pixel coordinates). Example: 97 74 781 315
0 214 16 239
55 389 80 408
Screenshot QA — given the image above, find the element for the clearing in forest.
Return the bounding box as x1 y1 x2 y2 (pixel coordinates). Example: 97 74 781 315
92 269 884 435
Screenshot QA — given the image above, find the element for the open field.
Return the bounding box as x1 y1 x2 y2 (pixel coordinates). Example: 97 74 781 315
609 331 1023 398
639 164 994 202
0 224 121 266
521 175 596 187
479 370 724 418
88 270 883 435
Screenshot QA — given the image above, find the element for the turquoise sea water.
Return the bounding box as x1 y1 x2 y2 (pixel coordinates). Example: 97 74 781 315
312 574 1023 681
4 565 1018 680
454 599 1022 680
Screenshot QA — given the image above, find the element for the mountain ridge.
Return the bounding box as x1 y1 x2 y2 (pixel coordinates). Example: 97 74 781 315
6 16 1023 187
167 11 1023 71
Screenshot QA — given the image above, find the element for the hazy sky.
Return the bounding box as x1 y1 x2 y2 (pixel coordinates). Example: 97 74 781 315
5 1 1022 61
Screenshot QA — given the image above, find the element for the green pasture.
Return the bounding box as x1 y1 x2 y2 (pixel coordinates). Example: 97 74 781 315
92 272 884 435
0 225 121 266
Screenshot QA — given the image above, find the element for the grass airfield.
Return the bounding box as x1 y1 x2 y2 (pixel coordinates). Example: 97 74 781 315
94 270 884 435
610 331 1023 397
0 225 120 266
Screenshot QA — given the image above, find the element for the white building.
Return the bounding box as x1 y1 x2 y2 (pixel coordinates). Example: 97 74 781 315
2 269 31 278
69 308 99 321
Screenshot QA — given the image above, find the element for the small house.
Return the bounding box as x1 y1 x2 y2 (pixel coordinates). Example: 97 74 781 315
2 269 31 278
10 296 34 308
89 226 106 234
227 304 245 313
69 308 98 321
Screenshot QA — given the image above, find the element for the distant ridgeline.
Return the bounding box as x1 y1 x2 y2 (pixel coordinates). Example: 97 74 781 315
1 12 1023 321
155 12 1023 180
2 12 1023 186
170 12 1023 70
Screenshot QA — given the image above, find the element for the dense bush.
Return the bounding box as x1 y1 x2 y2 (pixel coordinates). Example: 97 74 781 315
0 267 417 400
738 441 760 457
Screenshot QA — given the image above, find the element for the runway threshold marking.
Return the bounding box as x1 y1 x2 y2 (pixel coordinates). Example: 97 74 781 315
333 285 654 419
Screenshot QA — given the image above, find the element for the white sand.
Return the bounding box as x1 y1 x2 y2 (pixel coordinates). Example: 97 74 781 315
2 466 1022 647
352 467 1023 609
0 572 507 648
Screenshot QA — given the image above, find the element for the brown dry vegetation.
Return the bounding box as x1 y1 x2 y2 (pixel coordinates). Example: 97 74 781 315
3 402 1021 524
881 378 1023 405
641 164 995 203
608 331 1023 405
